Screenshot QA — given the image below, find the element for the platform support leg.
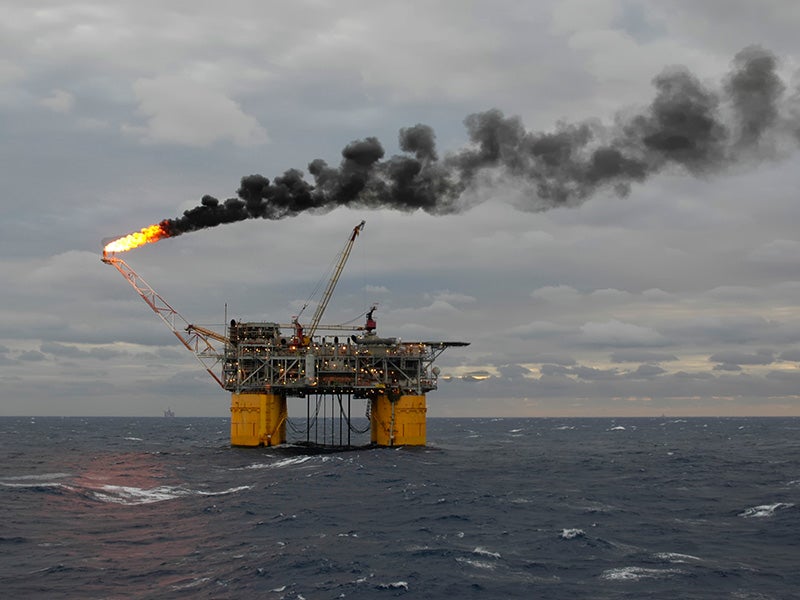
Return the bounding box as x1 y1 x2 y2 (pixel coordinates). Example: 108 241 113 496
230 392 287 447
370 394 426 446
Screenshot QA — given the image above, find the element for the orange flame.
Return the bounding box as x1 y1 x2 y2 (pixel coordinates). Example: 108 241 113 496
103 223 170 254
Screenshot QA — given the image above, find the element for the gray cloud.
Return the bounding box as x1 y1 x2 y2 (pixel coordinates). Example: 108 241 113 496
779 349 800 362
580 320 667 347
18 350 47 362
628 364 668 378
708 349 775 366
713 363 743 372
610 351 680 363
496 363 534 379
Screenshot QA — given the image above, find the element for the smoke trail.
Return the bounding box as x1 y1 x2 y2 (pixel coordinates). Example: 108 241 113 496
161 45 795 237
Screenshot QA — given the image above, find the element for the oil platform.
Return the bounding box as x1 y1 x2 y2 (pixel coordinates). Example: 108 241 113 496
102 221 468 448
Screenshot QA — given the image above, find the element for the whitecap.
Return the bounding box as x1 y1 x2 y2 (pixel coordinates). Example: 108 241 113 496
654 552 701 563
90 484 250 505
123 437 143 441
472 546 501 558
609 426 626 431
196 485 252 497
738 502 794 518
0 481 71 490
269 456 316 468
600 566 682 581
241 456 315 470
91 485 188 505
169 577 210 591
376 581 409 590
560 528 585 540
456 557 495 570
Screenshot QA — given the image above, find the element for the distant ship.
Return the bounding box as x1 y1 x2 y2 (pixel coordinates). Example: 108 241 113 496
164 408 175 418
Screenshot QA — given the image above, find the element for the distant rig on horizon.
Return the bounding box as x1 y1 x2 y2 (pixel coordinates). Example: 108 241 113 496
101 220 467 448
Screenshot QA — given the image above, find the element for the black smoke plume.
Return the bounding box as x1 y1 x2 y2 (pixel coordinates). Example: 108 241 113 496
162 45 796 237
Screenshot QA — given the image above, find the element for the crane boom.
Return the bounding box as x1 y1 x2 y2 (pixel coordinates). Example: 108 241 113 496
101 254 225 388
186 324 229 344
305 220 365 341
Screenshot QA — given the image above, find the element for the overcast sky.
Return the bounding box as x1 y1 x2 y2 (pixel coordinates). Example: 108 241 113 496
3 0 800 417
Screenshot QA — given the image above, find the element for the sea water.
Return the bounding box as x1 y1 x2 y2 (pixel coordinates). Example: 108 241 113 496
1 416 798 599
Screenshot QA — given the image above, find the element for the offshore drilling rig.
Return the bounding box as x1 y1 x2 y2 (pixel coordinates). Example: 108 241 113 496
101 221 468 448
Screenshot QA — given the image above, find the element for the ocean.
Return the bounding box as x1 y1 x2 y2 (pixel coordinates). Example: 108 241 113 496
1 416 798 599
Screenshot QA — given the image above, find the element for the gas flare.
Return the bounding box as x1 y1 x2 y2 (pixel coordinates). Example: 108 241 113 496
103 223 171 254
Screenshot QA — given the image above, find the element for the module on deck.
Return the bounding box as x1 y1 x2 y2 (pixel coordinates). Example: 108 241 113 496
223 321 450 395
224 321 468 448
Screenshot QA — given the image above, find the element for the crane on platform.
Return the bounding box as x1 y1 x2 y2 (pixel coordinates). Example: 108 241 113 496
100 253 225 388
293 220 365 345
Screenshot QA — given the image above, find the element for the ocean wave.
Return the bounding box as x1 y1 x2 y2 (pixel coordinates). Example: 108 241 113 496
473 546 501 558
376 581 409 590
560 528 586 540
169 577 211 591
89 484 251 505
456 557 496 570
0 481 72 492
0 472 71 482
508 496 532 504
196 485 251 496
239 456 316 470
0 536 27 544
600 566 684 581
406 545 454 559
1 472 249 505
654 552 702 563
738 502 795 518
337 531 359 537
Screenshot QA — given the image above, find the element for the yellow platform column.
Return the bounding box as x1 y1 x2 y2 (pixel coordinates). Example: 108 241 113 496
230 392 287 447
370 393 427 446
